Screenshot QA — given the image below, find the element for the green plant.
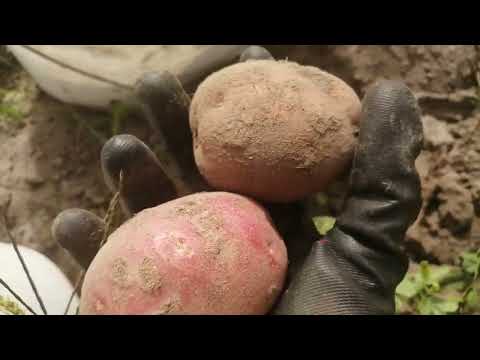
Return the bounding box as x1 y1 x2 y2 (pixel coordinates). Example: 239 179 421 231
110 101 133 136
312 216 336 236
0 295 26 315
0 89 27 123
69 101 136 145
395 250 480 315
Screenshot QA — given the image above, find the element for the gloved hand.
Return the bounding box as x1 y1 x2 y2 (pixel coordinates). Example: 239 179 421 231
51 46 423 315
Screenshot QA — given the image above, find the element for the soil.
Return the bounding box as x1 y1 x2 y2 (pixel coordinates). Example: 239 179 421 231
0 45 479 289
0 47 152 284
268 45 480 265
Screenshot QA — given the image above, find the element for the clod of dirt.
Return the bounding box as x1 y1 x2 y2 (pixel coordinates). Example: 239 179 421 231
422 115 454 149
472 217 480 239
406 113 480 263
436 172 474 235
24 174 45 188
472 180 480 216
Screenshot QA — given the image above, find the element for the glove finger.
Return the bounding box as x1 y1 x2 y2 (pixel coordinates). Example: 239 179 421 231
101 134 178 217
178 45 250 93
135 71 208 192
338 80 423 249
52 209 105 269
134 46 272 193
273 80 424 315
239 46 274 62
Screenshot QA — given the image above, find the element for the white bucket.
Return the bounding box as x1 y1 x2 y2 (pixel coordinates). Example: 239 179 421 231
0 242 79 315
7 45 211 110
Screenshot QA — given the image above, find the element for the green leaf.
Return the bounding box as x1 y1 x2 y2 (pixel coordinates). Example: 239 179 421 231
417 295 460 315
395 295 403 313
436 299 460 314
0 103 23 122
420 261 431 282
461 252 480 278
442 278 468 292
396 275 424 299
110 101 132 136
465 288 479 306
429 265 463 285
418 261 442 294
312 216 336 236
416 263 462 295
395 294 412 314
0 295 26 315
463 288 480 313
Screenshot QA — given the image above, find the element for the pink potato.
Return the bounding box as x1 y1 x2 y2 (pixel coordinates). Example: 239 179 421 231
80 192 288 315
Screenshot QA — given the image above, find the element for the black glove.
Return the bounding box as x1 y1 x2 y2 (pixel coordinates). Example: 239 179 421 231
51 46 423 315
274 80 423 314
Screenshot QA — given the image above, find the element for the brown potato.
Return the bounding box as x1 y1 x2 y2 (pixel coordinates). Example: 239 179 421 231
190 60 361 202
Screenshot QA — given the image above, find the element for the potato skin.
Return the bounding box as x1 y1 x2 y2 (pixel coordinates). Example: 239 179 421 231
190 60 361 202
79 192 287 315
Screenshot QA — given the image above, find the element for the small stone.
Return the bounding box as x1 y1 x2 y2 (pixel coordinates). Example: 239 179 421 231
70 186 84 198
24 174 45 188
471 180 480 216
34 151 44 160
75 167 86 176
471 218 480 238
437 174 474 235
52 157 64 168
415 151 431 179
422 115 454 149
79 152 90 162
438 228 451 239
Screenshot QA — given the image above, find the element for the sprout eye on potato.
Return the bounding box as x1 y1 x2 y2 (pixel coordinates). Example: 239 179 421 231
190 60 361 203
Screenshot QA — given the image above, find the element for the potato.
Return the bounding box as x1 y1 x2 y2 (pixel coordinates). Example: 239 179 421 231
80 192 287 315
190 60 361 202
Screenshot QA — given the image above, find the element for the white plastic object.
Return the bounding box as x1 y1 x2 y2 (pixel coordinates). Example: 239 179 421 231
0 242 79 315
7 45 211 110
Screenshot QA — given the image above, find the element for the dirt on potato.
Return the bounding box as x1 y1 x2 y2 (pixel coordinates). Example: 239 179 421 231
1 45 479 291
191 59 361 203
80 192 287 315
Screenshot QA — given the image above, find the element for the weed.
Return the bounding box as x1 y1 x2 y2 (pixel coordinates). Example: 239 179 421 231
68 101 138 145
312 216 336 236
396 251 480 315
0 295 26 315
0 89 28 123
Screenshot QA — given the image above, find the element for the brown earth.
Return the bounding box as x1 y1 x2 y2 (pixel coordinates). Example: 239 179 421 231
0 48 152 284
268 45 480 265
0 45 479 289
